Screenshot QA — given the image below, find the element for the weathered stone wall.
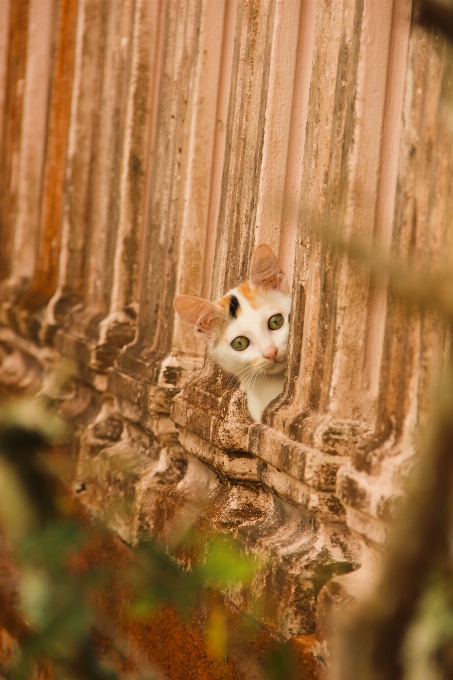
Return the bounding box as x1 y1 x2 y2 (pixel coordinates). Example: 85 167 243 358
1 0 453 675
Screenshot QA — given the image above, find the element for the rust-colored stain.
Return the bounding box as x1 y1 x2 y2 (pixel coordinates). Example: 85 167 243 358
19 0 78 312
0 0 30 281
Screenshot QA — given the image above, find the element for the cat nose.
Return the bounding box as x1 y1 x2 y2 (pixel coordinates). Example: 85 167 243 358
262 347 278 361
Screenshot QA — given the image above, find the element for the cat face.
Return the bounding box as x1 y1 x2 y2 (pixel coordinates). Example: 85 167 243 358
209 282 291 379
174 244 291 383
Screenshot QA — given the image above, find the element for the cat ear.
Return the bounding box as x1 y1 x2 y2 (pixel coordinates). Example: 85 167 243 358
174 295 221 341
250 243 289 293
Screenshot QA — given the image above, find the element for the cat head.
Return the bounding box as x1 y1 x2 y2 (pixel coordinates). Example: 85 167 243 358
174 244 291 379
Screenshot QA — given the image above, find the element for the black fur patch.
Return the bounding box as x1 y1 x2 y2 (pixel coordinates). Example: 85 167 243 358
229 295 240 318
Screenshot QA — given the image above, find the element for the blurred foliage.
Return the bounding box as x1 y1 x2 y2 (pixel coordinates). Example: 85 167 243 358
262 644 296 680
338 357 453 680
420 0 453 40
403 568 453 680
127 535 258 622
0 396 264 680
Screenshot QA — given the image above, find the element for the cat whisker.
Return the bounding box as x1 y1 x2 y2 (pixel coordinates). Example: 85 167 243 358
241 369 253 388
234 365 256 381
236 367 255 391
226 364 255 388
237 365 255 382
243 367 257 392
250 370 260 399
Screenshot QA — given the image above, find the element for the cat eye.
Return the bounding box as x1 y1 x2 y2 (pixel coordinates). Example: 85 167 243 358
231 336 249 351
268 313 284 330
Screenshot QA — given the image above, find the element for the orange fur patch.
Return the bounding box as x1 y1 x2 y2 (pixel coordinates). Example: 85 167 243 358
217 295 230 310
238 281 259 309
217 294 243 316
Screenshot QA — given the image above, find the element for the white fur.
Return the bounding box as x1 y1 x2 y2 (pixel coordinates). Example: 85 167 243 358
174 244 292 422
209 288 291 421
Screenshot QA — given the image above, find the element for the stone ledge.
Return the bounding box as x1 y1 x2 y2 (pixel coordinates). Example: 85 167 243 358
289 414 372 456
178 428 259 483
345 506 387 546
304 451 345 492
179 427 346 520
171 387 250 452
248 423 308 478
337 459 408 528
256 459 310 507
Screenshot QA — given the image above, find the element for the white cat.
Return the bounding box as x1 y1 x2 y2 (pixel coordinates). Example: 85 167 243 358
174 244 291 422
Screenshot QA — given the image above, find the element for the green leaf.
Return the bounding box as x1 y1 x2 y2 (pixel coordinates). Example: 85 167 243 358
199 537 257 588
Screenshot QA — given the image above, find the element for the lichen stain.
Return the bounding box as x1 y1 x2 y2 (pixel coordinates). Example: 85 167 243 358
338 475 368 512
163 365 183 385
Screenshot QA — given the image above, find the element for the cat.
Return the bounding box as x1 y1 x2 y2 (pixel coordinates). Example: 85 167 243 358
173 244 291 422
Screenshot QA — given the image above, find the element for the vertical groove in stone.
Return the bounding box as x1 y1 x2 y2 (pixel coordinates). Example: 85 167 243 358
51 0 136 359
280 0 348 424
277 0 317 284
376 23 453 450
3 0 56 299
249 0 318 430
362 0 412 399
308 0 365 419
18 0 78 315
213 0 276 295
134 0 203 360
140 0 199 359
0 0 11 164
96 0 165 356
171 0 234 361
254 0 303 281
81 0 135 327
0 0 30 281
43 0 106 332
200 0 238 302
